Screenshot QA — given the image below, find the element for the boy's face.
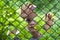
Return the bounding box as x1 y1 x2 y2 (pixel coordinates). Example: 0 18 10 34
29 4 36 10
25 3 36 10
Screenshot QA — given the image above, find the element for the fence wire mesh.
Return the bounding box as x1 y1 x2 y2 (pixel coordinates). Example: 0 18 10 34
0 0 60 40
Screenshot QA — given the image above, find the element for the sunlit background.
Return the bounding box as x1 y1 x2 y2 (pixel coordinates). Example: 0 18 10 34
0 0 60 40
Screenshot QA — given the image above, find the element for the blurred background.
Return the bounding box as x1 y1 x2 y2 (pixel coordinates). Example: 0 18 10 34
0 0 60 40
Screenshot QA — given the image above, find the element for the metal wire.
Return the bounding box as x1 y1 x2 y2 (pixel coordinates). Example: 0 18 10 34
0 0 60 40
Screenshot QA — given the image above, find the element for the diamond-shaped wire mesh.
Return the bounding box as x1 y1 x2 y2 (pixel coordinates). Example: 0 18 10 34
0 0 60 40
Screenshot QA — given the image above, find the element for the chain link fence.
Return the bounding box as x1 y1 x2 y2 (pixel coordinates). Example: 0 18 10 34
0 0 60 40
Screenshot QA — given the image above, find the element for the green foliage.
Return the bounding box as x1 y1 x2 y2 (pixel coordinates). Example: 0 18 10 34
0 0 60 40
